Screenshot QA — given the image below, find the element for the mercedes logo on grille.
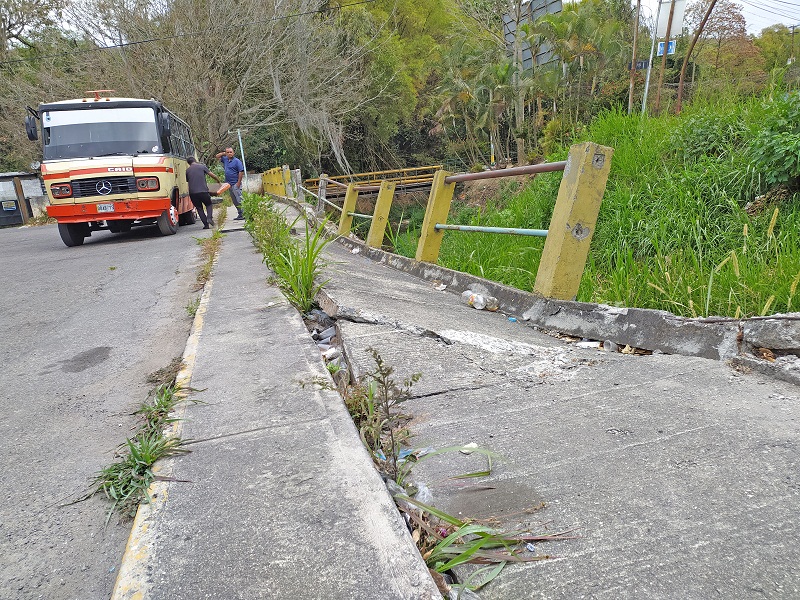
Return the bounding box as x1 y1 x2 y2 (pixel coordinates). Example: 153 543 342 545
96 180 113 195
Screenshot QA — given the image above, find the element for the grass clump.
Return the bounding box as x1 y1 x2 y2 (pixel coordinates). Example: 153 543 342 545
89 384 188 521
185 297 200 317
195 229 225 290
337 350 571 594
243 193 331 313
27 213 57 226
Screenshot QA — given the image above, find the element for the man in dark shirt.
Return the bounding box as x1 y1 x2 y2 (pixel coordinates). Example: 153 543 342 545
186 156 222 229
215 147 245 220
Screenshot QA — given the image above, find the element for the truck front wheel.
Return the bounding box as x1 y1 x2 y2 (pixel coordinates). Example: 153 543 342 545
58 223 87 247
157 206 178 236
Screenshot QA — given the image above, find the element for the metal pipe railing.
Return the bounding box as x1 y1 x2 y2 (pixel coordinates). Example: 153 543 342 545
322 197 343 211
322 178 349 189
348 212 374 219
298 185 320 200
434 224 548 237
444 161 567 184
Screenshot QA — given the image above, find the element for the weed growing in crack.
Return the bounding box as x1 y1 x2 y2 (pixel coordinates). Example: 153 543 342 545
244 193 331 313
194 229 224 290
85 381 195 522
334 349 575 596
185 297 200 317
326 362 342 375
342 349 419 482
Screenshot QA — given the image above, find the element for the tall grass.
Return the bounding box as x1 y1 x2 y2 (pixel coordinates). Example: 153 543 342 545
392 95 800 318
243 193 331 313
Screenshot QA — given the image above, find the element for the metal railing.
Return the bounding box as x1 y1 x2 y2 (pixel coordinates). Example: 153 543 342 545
264 142 613 301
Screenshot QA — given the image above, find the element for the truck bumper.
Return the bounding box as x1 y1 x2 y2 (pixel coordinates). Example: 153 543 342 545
46 198 173 223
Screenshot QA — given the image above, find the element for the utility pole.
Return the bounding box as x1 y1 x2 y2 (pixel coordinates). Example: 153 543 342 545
654 0 677 114
642 0 664 114
676 0 719 114
236 128 248 182
628 0 642 114
790 24 798 65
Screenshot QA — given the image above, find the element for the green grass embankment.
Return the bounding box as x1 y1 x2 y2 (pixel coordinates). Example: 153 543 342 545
391 96 800 318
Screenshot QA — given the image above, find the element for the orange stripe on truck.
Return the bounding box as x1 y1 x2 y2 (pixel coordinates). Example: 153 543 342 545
46 198 172 222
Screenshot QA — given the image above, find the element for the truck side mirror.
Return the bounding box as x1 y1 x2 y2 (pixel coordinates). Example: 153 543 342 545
25 115 38 141
159 112 172 138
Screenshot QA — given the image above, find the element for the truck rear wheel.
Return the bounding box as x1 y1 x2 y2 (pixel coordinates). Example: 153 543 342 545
157 206 178 236
58 223 87 247
178 209 196 226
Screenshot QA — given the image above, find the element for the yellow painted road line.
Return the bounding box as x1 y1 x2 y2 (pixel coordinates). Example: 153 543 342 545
111 258 217 600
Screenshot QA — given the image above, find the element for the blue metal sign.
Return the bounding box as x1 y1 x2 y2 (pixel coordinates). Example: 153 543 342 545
657 40 676 57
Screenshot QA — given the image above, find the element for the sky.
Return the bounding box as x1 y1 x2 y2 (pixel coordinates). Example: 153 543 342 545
638 0 800 35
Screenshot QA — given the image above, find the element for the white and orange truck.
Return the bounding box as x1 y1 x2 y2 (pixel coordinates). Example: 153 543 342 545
25 91 198 246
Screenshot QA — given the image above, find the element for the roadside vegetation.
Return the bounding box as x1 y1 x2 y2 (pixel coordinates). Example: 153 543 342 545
243 193 573 594
383 91 800 318
86 383 189 521
337 349 576 595
243 193 330 313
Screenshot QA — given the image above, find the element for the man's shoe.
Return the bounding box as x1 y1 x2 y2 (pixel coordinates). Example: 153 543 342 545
203 224 210 229
234 215 244 220
208 219 215 226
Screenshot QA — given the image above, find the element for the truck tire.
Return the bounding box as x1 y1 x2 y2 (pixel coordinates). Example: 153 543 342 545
157 206 178 236
58 223 86 247
178 210 196 226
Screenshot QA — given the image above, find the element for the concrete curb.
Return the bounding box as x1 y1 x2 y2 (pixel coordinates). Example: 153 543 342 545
111 254 218 600
272 195 800 384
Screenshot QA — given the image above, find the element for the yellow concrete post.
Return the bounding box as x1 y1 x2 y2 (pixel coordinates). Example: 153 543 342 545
366 180 396 248
337 183 358 235
415 169 455 263
533 142 614 300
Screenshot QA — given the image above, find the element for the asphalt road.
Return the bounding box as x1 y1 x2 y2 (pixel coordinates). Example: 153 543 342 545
0 221 207 599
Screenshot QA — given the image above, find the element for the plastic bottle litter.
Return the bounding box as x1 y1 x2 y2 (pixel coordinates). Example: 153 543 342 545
460 290 499 312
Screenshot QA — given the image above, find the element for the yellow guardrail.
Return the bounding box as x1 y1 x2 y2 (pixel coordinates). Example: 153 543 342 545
262 144 613 301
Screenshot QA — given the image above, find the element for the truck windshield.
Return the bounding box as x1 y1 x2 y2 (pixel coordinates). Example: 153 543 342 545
42 107 161 160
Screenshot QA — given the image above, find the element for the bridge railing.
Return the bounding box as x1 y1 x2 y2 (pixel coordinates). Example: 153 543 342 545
265 142 613 301
303 165 441 193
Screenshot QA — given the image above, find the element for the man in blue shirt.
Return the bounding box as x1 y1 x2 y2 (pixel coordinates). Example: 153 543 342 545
215 147 245 220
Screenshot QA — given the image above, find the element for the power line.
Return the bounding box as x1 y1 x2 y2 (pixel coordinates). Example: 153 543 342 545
738 0 798 23
0 0 377 68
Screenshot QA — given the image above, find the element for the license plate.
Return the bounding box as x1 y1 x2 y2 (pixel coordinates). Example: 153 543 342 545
2 201 16 211
97 203 114 213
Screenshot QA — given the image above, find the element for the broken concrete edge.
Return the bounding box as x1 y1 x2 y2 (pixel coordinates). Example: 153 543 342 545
274 196 800 380
111 259 218 599
295 313 444 600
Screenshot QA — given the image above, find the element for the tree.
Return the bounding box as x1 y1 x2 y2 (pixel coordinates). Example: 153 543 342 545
755 25 793 71
0 0 65 55
58 0 377 171
684 0 747 74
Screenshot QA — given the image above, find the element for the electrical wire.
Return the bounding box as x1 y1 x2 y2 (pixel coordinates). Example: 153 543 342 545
0 0 377 68
738 0 798 23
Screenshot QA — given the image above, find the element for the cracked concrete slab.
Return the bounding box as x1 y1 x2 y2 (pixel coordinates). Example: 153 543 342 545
318 237 800 599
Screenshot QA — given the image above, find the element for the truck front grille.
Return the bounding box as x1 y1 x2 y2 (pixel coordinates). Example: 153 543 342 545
71 176 137 198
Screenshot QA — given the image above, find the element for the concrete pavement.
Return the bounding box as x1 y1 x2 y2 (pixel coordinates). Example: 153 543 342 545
114 204 800 599
112 218 440 600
